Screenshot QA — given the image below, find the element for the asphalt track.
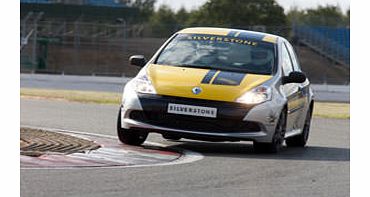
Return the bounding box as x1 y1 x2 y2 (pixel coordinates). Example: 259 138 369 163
20 98 349 197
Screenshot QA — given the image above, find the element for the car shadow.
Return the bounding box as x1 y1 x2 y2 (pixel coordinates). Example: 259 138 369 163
166 140 349 162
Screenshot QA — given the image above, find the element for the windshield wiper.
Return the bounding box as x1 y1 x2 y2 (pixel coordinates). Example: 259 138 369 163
175 64 213 70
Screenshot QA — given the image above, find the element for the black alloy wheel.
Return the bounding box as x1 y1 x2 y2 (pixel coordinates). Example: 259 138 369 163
117 108 148 146
254 111 287 153
286 107 313 147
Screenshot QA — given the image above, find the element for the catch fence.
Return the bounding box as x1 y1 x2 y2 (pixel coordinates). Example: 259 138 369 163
20 18 350 84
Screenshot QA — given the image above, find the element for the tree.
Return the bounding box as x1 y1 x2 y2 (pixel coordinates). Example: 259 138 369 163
149 5 178 37
130 0 156 22
345 9 350 27
186 0 287 27
304 6 346 26
175 7 190 28
287 5 349 27
286 7 305 25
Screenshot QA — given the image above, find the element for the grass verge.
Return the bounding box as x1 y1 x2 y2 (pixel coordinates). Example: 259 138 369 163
313 102 349 119
21 88 121 105
21 88 349 119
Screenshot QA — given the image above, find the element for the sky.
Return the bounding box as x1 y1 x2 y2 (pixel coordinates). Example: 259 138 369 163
155 0 350 12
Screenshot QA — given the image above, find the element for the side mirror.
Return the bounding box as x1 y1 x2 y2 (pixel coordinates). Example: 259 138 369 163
282 71 307 84
129 55 147 67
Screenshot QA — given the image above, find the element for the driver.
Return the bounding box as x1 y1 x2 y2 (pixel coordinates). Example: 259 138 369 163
251 48 274 72
225 44 251 66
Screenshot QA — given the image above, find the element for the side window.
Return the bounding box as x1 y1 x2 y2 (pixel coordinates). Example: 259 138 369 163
284 42 301 71
281 43 294 76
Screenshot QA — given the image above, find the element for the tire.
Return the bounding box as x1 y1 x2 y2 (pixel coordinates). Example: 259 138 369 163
117 108 148 146
254 110 287 153
162 134 181 141
286 107 313 147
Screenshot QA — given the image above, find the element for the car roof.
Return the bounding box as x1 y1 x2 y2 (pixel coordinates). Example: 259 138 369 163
177 27 280 44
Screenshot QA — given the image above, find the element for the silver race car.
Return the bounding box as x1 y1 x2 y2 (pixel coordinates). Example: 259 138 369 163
117 27 314 153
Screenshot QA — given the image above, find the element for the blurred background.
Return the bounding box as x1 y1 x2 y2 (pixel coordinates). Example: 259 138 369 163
20 0 350 85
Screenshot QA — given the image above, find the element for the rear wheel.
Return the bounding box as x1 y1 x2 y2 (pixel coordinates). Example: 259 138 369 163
286 107 313 147
117 108 148 146
254 110 287 153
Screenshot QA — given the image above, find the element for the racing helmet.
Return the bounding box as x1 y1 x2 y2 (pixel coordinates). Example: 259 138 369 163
251 48 274 66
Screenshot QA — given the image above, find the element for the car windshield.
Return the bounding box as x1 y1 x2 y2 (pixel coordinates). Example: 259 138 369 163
155 33 276 75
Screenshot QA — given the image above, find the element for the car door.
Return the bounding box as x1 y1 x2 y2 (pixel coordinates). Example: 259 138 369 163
281 42 301 133
284 41 310 129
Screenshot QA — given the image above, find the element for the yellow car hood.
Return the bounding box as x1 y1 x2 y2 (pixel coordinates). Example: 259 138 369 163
147 64 272 102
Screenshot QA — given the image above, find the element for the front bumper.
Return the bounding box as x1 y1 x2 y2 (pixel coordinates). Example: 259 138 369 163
120 90 283 142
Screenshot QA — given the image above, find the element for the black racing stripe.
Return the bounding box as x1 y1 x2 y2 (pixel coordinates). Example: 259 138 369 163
227 31 266 40
212 71 246 86
237 32 265 40
227 31 239 37
201 70 217 84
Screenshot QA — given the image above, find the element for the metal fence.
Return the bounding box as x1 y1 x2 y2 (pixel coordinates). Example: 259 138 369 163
21 18 147 76
20 17 350 84
293 25 350 66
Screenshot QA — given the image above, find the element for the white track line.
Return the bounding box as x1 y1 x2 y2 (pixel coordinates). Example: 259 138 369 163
20 125 204 170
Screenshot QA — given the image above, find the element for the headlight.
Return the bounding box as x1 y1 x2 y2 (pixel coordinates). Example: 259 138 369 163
132 69 157 94
236 86 272 104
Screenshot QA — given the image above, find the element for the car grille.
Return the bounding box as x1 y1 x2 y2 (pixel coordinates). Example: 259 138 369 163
129 110 261 133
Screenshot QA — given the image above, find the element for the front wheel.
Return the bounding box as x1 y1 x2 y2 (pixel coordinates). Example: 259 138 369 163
254 110 287 153
286 107 313 147
117 108 148 146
